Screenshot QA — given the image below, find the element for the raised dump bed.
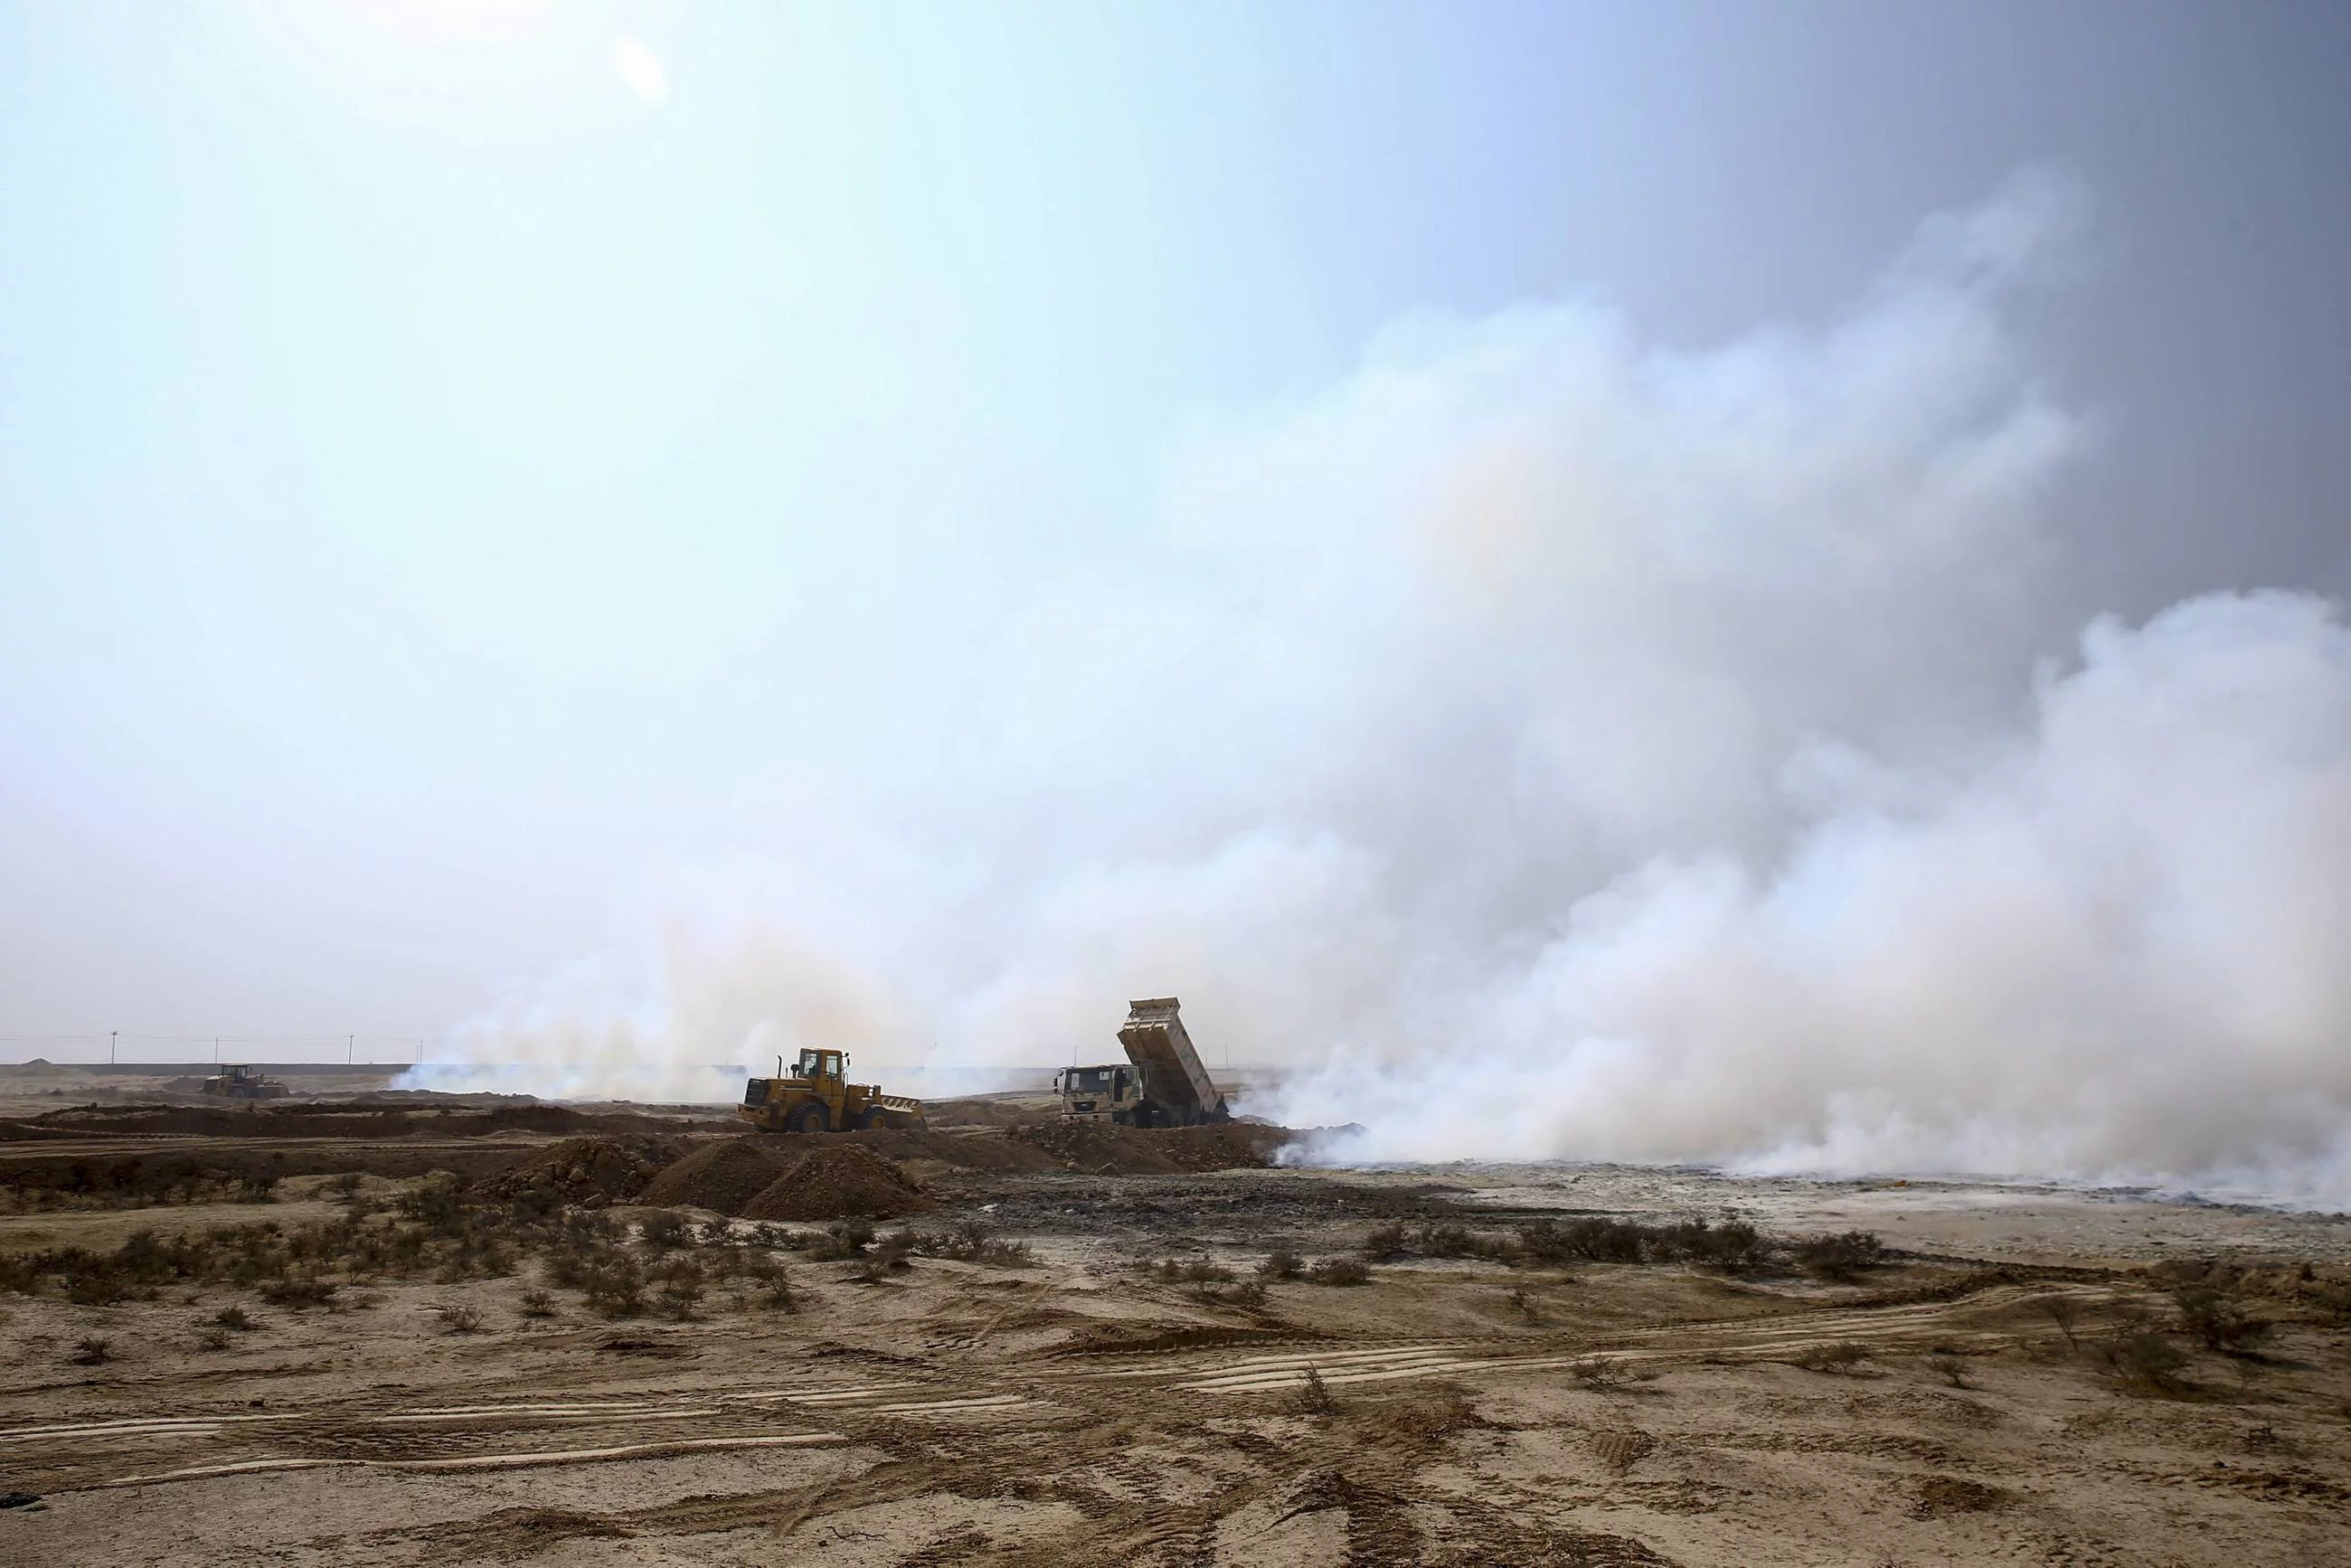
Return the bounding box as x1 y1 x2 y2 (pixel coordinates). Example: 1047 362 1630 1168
1115 997 1229 1127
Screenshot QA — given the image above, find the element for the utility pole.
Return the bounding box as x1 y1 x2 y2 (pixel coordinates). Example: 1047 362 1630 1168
110 1030 117 1065
347 1034 354 1066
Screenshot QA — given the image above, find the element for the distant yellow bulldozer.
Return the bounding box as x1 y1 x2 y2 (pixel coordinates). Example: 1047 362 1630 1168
737 1048 926 1133
201 1064 288 1100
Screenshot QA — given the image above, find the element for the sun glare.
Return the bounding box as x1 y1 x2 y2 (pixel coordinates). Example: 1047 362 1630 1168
609 36 671 104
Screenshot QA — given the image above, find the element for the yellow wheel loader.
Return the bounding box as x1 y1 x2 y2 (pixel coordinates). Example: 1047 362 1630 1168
737 1048 927 1133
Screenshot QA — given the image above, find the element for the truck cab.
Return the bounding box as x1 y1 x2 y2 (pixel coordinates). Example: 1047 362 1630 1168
1055 1062 1144 1124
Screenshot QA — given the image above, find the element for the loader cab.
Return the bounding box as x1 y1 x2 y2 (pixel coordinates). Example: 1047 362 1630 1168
741 1049 847 1110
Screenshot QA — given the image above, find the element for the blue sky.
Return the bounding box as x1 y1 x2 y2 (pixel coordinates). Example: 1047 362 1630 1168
3 2 2348 1072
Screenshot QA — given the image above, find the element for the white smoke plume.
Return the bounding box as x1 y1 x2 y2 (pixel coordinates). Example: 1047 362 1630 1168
407 172 2351 1200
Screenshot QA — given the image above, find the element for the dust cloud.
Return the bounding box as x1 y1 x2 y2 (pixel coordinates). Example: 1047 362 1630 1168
407 173 2351 1201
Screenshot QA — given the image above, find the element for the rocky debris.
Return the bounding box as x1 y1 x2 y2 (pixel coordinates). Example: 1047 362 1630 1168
637 1138 793 1214
472 1137 675 1206
741 1142 933 1222
1004 1119 1287 1175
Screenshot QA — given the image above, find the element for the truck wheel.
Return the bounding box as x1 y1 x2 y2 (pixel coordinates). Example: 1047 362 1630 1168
788 1102 830 1134
858 1106 890 1130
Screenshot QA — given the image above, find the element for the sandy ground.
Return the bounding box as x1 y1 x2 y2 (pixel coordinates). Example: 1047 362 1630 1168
4 1114 2349 1565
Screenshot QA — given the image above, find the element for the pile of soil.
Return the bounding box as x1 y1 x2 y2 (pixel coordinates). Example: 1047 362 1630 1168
847 1127 1063 1175
741 1142 933 1222
637 1138 792 1214
24 1102 729 1140
1006 1119 1287 1175
472 1137 676 1205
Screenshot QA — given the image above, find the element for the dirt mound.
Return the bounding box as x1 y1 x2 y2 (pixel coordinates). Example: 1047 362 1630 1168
637 1138 793 1214
847 1126 1063 1175
473 1137 676 1205
741 1141 933 1222
1005 1120 1288 1175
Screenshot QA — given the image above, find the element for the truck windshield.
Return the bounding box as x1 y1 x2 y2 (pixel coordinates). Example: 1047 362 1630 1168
1068 1067 1118 1091
795 1050 833 1078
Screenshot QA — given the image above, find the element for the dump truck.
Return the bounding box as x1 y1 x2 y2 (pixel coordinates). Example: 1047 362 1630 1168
1057 997 1230 1127
738 1048 927 1133
200 1064 288 1100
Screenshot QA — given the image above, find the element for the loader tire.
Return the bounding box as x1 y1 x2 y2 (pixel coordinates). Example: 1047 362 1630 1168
858 1106 891 1130
787 1102 830 1134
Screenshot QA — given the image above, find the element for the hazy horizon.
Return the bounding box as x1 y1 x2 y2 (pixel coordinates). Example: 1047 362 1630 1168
5 4 2349 1198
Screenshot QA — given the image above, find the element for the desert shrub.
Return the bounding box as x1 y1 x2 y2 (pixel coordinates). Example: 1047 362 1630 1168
806 1220 876 1261
849 1234 911 1283
582 1257 647 1318
1517 1217 1647 1266
1307 1257 1371 1287
2037 1292 2083 1348
260 1271 337 1308
749 1261 797 1312
519 1289 556 1318
194 1325 232 1352
434 1302 482 1334
1361 1223 1408 1261
906 1219 1034 1268
653 1259 705 1318
1567 1354 1656 1390
1792 1341 1874 1374
328 1172 364 1203
396 1174 467 1236
1258 1249 1305 1280
1926 1351 1970 1387
1153 1257 1233 1284
2172 1287 2272 1354
638 1211 688 1252
212 1305 256 1330
1506 1285 1539 1322
70 1336 112 1365
1793 1231 1884 1282
1294 1363 1337 1416
2100 1330 2191 1393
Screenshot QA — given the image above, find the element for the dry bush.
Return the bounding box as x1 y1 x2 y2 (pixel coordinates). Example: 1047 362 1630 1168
653 1259 706 1318
849 1234 911 1283
194 1325 231 1352
70 1336 112 1365
907 1218 1035 1269
2099 1329 2191 1393
2172 1286 2272 1354
1152 1257 1233 1284
637 1211 688 1252
1308 1257 1372 1287
1791 1341 1874 1374
259 1272 337 1309
518 1289 556 1318
1505 1285 1541 1323
805 1220 875 1261
1926 1351 1971 1387
2037 1292 2082 1348
1257 1249 1305 1280
434 1302 482 1334
1568 1354 1656 1391
1793 1231 1885 1282
212 1305 256 1331
1194 1279 1269 1310
1361 1223 1408 1261
1294 1363 1337 1416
